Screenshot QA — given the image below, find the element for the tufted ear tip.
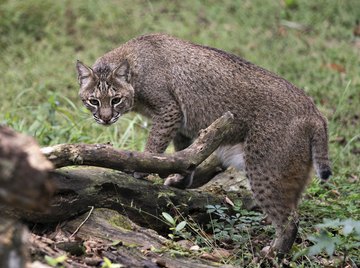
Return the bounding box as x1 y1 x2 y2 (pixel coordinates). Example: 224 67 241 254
76 60 89 72
76 61 95 87
76 59 83 67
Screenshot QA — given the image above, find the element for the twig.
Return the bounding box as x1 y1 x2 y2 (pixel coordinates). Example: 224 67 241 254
70 206 94 239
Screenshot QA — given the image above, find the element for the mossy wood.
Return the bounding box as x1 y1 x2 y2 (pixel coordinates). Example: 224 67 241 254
30 208 236 268
10 167 251 234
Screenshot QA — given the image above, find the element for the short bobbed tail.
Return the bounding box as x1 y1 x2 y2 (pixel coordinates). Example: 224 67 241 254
311 118 332 180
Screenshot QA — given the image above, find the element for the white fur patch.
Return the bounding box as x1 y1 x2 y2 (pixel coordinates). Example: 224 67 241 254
215 144 245 171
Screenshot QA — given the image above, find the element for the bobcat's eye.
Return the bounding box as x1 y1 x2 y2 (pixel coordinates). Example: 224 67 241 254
111 97 122 106
89 99 100 106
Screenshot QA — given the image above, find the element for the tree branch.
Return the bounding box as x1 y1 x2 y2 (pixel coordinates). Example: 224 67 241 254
41 112 234 177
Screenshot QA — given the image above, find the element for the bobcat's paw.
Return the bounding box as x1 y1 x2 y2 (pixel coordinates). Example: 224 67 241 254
164 172 194 189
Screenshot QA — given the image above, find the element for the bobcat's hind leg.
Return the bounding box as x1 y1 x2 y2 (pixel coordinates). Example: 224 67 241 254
244 121 314 256
245 156 311 256
272 212 299 257
248 171 300 255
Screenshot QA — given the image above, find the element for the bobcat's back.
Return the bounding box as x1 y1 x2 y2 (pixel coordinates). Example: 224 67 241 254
96 34 322 137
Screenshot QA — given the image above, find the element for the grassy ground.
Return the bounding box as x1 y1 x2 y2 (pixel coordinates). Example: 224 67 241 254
1 0 359 266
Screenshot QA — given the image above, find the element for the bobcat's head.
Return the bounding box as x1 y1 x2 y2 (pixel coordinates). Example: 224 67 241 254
76 60 134 125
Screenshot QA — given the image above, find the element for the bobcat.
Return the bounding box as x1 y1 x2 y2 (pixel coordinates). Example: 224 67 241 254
76 33 331 255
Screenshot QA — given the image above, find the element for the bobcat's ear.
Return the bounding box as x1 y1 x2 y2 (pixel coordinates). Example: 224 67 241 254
111 60 130 84
76 60 95 87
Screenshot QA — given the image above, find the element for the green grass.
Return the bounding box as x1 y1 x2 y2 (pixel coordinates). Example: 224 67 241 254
1 0 359 266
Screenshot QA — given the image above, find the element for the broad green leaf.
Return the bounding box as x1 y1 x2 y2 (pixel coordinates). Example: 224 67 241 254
103 257 112 266
44 256 58 267
162 212 175 226
316 218 342 228
175 221 187 232
307 231 340 257
342 219 360 236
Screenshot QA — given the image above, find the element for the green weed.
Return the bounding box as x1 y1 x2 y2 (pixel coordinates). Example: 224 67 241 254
162 212 190 240
44 255 67 268
205 203 264 247
101 257 124 268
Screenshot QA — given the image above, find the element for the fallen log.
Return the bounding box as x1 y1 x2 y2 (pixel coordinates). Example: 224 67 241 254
14 111 252 236
0 126 54 268
29 208 236 268
8 167 253 234
0 126 54 210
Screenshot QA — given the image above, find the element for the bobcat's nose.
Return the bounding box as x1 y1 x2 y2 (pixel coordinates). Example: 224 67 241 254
100 108 113 125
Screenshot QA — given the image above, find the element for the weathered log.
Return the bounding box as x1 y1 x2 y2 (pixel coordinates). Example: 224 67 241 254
8 167 253 234
0 126 54 268
29 208 235 268
0 126 54 210
22 167 253 267
41 112 234 177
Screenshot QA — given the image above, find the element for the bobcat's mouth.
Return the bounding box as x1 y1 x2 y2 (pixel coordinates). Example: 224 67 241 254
108 113 121 124
99 121 114 126
93 114 121 126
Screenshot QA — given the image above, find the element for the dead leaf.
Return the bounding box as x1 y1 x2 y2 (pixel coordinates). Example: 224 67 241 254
177 239 195 250
329 190 340 197
200 252 221 262
277 26 287 36
211 248 232 259
224 196 235 207
324 63 346 73
153 258 167 267
351 147 360 155
189 245 200 251
84 256 102 266
353 19 360 37
331 136 347 145
348 174 359 183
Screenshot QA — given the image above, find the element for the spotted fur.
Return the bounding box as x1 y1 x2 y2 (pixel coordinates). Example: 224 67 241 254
76 33 332 255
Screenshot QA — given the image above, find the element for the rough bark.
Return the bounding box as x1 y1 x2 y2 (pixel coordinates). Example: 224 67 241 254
0 126 54 268
41 112 234 177
22 167 252 267
6 167 253 234
0 126 54 210
29 208 235 268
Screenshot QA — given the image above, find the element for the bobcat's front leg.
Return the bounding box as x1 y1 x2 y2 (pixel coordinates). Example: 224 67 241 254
134 101 181 179
145 101 182 153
